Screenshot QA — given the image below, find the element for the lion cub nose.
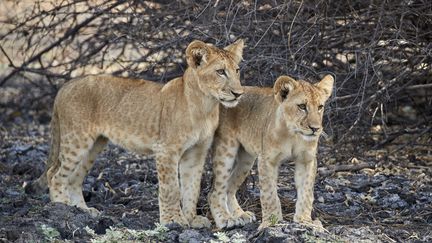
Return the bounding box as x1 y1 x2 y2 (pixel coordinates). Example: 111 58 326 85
309 125 320 133
231 90 244 99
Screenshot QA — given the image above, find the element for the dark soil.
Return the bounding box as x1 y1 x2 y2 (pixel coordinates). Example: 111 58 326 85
1 104 431 242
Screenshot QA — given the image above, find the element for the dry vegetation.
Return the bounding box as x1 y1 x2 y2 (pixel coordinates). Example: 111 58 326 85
1 0 430 137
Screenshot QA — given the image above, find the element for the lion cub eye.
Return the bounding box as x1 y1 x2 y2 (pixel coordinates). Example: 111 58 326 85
298 104 307 111
236 68 240 73
216 69 226 76
318 105 324 111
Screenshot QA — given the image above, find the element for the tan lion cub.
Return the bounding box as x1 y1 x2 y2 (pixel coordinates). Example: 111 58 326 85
209 75 333 230
27 40 245 228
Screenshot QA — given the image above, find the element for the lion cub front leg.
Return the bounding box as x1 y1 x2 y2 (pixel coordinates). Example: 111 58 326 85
155 148 189 227
294 156 323 230
209 137 240 229
257 156 283 230
226 149 256 225
179 139 212 228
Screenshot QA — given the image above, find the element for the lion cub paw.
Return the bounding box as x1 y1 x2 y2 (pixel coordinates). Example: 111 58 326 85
295 218 326 232
215 217 237 229
257 221 272 231
308 219 326 232
190 215 211 229
172 215 190 228
83 206 101 217
161 213 190 228
234 211 256 225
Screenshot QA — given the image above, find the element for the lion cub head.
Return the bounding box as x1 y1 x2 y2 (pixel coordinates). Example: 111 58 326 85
273 75 334 141
186 40 245 107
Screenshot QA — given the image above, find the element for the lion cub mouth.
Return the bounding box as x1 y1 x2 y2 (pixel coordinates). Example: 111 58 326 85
301 134 318 141
220 98 239 108
298 132 319 141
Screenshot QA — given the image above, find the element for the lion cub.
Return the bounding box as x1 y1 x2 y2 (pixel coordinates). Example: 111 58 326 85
209 75 333 230
27 40 245 228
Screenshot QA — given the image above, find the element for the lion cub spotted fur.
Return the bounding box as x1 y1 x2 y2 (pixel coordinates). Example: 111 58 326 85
27 40 245 228
209 75 334 230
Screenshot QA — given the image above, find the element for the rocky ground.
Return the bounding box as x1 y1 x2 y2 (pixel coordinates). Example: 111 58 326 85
0 102 431 242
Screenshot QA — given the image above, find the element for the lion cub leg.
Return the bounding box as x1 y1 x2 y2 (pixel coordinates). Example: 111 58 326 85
257 156 283 230
68 136 108 216
209 137 239 229
226 149 256 226
293 157 323 230
50 132 97 214
179 139 212 228
155 148 189 227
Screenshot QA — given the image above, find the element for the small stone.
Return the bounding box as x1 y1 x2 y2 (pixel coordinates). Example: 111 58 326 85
178 229 204 243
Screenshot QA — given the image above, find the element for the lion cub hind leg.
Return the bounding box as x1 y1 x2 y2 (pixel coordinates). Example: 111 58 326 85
179 140 212 228
226 148 256 226
68 136 108 216
155 148 189 227
49 132 100 216
209 137 240 229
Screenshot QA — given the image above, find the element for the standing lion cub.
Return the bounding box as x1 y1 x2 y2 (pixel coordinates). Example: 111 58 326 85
209 75 333 230
26 39 245 228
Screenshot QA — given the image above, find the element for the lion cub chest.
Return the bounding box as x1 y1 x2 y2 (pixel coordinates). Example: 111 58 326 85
200 114 219 139
188 108 219 147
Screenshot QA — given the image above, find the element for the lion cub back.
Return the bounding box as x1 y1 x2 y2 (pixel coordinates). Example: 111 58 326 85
55 75 163 125
53 75 169 152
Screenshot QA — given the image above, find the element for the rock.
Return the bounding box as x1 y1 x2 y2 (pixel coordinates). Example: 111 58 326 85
381 194 408 209
330 226 384 243
254 227 291 242
95 217 115 234
178 229 205 243
252 222 328 243
13 145 32 153
5 188 21 198
42 203 98 239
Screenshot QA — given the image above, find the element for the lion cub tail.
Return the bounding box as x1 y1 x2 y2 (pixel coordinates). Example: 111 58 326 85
24 107 61 195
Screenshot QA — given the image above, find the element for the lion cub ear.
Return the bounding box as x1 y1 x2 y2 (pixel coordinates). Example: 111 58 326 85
224 39 244 63
274 76 297 103
315 74 334 99
186 40 209 69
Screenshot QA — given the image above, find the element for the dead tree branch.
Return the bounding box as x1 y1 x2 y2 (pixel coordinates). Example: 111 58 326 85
318 163 376 177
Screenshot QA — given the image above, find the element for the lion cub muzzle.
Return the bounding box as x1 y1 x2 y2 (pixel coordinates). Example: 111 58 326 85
220 88 244 108
300 120 322 137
